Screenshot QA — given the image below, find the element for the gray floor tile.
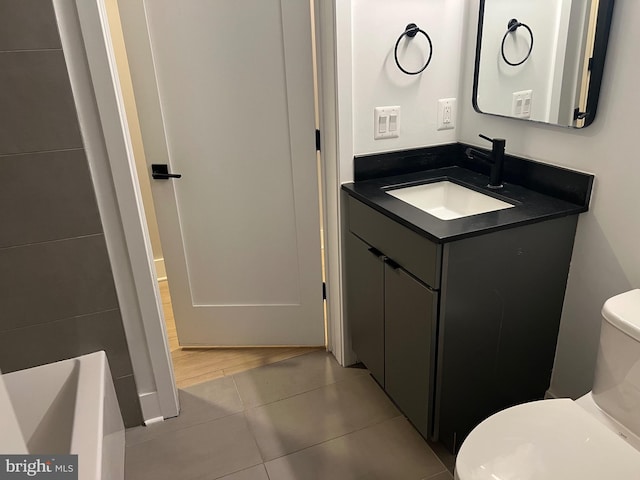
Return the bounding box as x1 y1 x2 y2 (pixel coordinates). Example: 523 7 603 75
126 375 243 446
233 351 367 408
264 416 447 480
423 471 454 480
427 440 456 474
124 351 444 480
125 413 262 480
246 374 399 461
217 464 269 480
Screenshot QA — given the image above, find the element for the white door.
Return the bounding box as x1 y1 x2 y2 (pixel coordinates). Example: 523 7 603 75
139 0 324 346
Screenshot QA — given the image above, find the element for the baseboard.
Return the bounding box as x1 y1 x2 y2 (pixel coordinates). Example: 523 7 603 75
545 389 559 399
139 391 165 424
154 258 166 281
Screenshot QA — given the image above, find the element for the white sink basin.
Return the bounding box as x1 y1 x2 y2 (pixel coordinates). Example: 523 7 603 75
386 181 514 220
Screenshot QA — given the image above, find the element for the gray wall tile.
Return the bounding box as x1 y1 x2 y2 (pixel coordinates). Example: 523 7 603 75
114 375 143 427
0 235 119 331
0 0 61 51
0 149 102 248
0 51 83 154
0 309 133 379
0 2 141 428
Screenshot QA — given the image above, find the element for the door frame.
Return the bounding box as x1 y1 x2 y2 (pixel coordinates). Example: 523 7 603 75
55 0 179 423
66 0 348 420
317 0 356 366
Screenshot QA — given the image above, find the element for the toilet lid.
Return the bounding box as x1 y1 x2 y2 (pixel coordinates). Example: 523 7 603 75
455 399 640 480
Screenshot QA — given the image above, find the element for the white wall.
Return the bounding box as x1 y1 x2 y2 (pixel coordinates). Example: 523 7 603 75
350 0 465 159
332 0 466 365
460 0 639 398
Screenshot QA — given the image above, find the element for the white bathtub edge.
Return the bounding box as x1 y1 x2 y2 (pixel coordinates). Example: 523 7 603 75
2 352 125 480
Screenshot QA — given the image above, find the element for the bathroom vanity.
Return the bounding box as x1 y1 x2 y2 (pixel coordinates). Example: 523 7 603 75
342 144 593 453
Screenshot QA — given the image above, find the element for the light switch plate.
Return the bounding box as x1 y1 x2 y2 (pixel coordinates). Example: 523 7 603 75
374 106 400 139
437 98 456 131
512 90 533 118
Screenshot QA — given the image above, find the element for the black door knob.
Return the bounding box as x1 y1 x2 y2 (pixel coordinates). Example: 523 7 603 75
151 164 182 180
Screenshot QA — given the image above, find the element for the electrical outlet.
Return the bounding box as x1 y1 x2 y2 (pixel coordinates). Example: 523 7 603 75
437 98 456 131
374 106 400 139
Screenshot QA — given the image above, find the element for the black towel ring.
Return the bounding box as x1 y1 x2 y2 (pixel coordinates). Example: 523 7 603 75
394 23 433 75
501 19 534 66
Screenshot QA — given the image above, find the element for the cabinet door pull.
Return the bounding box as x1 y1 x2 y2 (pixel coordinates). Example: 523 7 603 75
384 257 401 270
368 247 385 258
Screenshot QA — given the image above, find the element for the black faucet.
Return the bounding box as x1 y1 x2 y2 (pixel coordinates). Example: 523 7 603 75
465 134 506 189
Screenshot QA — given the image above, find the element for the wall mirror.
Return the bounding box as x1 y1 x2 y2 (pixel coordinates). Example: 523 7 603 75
473 0 615 128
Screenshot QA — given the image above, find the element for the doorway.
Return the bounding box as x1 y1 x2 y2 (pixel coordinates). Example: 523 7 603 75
158 281 322 388
106 0 328 387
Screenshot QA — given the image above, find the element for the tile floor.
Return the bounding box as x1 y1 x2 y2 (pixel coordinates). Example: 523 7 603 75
125 350 454 480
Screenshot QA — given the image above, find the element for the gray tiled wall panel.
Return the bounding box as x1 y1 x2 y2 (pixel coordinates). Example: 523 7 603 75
0 149 103 248
0 50 83 154
0 309 133 379
0 235 120 331
114 375 144 427
0 0 61 51
0 1 141 427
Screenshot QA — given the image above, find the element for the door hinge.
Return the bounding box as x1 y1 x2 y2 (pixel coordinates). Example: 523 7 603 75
322 281 327 300
315 129 321 151
588 57 593 71
574 108 589 120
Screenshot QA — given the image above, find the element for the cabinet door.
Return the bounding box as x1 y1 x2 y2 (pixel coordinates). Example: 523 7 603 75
385 262 437 439
345 233 385 385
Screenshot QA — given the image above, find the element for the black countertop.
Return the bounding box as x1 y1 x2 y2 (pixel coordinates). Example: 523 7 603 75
342 166 590 244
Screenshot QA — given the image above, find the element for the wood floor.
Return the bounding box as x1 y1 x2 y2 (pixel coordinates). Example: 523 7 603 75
159 280 323 389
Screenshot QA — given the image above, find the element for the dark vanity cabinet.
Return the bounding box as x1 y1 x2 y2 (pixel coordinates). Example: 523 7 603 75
384 264 437 439
345 195 579 453
346 232 385 385
346 197 440 439
347 233 437 438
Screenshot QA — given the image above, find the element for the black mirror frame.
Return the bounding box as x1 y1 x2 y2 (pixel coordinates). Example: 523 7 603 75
472 0 615 128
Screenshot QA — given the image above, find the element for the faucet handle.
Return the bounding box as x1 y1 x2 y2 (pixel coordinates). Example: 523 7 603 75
479 134 506 147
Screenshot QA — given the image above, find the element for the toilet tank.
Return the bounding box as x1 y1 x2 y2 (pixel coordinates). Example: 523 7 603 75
592 289 640 438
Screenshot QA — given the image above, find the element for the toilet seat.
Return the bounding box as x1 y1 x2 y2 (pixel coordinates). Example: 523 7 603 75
455 398 640 480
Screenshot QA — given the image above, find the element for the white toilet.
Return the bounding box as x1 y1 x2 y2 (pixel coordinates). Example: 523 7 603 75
455 289 640 479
